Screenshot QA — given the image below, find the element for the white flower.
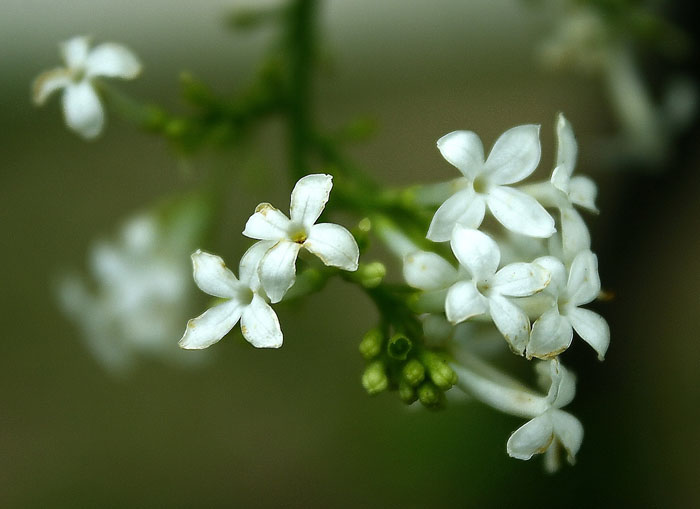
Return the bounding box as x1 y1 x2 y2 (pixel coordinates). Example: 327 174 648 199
242 174 360 303
507 360 583 472
527 251 610 360
33 35 142 139
427 125 555 241
404 227 550 354
58 214 199 372
180 245 283 350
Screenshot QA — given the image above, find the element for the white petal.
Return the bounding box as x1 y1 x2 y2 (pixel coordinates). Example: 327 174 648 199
546 360 576 408
488 294 530 355
550 165 570 194
242 203 291 241
32 69 70 105
259 240 301 303
427 188 486 242
569 175 599 213
567 250 600 306
191 250 241 298
62 81 105 139
487 186 556 238
436 130 485 179
239 240 275 291
61 36 90 68
289 174 333 228
483 124 541 185
240 294 283 348
527 308 573 359
445 280 488 324
533 256 567 296
507 414 554 460
554 113 577 179
85 43 142 79
567 307 610 360
305 223 359 271
179 299 242 349
403 251 457 291
492 262 551 297
560 206 591 262
550 409 584 464
450 226 500 281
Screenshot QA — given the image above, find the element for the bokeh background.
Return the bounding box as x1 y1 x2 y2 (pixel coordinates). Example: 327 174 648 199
2 0 699 507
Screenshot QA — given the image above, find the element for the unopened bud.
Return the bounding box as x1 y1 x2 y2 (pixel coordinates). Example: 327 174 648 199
417 381 443 408
402 358 425 386
423 352 458 390
357 261 386 288
359 329 383 360
362 361 388 395
398 382 417 404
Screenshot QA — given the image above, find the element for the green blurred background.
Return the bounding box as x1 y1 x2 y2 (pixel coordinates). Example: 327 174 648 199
2 0 699 507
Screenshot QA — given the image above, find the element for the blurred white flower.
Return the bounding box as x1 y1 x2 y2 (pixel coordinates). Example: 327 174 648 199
33 35 142 139
243 174 359 303
180 246 283 350
507 360 583 472
58 212 203 372
427 125 555 241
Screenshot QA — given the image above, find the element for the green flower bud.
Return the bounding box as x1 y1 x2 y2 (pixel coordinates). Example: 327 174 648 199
398 382 417 404
362 361 388 396
422 352 458 390
417 381 443 409
356 262 386 288
387 333 412 361
402 358 425 386
359 329 383 360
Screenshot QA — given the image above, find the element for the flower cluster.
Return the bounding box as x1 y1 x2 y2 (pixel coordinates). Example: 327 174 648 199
396 113 608 469
180 174 360 350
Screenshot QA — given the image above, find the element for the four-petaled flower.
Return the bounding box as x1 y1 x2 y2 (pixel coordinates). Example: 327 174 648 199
243 174 360 303
180 245 283 350
507 360 584 472
428 125 555 241
527 251 610 360
33 35 141 139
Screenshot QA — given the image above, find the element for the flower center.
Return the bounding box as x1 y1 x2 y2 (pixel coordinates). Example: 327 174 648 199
70 67 87 83
289 228 308 244
473 176 489 194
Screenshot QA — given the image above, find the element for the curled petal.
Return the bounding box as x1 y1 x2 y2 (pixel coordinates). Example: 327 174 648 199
85 43 142 79
492 262 550 297
567 250 601 306
569 175 599 213
179 299 242 349
554 113 578 180
550 409 584 464
259 240 301 303
487 186 556 238
527 307 573 360
239 240 275 291
450 226 500 281
550 166 570 195
191 250 241 298
62 81 105 139
567 307 610 360
436 130 485 179
445 280 487 324
289 174 333 228
533 256 567 296
507 413 554 460
403 251 457 291
61 36 90 68
427 188 485 242
560 206 591 262
32 69 70 105
243 203 291 241
305 223 359 271
484 124 541 185
240 294 283 348
546 360 576 409
488 294 530 355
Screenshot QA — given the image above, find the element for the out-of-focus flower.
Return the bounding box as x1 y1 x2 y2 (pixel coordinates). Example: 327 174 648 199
243 174 359 303
33 35 141 139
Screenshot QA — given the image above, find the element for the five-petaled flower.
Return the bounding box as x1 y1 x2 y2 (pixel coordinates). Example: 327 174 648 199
33 35 142 139
243 174 360 303
428 124 556 241
180 245 283 350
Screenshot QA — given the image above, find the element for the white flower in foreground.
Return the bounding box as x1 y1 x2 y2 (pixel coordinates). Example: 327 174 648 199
527 251 610 360
33 35 142 139
243 174 359 303
58 214 199 372
180 245 283 349
507 360 583 472
428 125 555 241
